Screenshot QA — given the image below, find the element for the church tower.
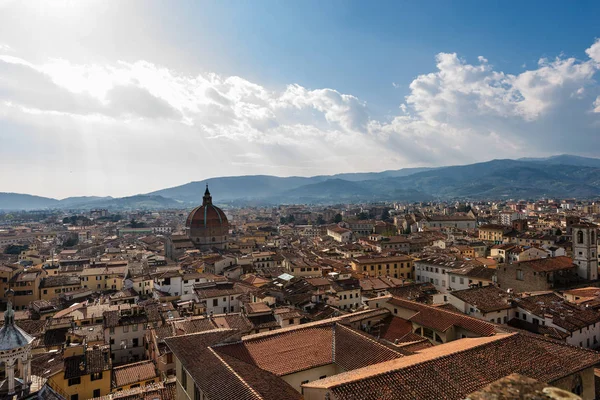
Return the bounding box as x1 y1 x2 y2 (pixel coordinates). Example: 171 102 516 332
572 223 598 280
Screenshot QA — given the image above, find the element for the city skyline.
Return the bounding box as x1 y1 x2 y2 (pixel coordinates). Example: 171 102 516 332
1 1 600 198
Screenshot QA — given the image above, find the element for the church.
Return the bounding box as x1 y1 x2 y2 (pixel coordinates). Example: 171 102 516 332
166 186 230 259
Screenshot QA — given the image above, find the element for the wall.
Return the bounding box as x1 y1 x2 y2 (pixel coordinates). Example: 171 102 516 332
496 264 552 293
174 358 193 400
282 364 343 394
50 370 111 400
204 295 241 315
550 367 595 400
106 324 147 364
415 263 450 293
447 273 492 291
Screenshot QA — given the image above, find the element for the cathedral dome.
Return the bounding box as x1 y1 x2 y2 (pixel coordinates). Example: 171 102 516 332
185 186 229 229
185 186 230 250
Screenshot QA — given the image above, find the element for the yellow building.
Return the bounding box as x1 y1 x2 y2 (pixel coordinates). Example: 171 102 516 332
351 255 414 279
47 345 112 400
81 266 126 291
39 275 82 301
478 224 510 243
9 270 43 310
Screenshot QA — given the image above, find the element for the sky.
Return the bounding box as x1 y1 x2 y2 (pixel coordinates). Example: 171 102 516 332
1 0 600 199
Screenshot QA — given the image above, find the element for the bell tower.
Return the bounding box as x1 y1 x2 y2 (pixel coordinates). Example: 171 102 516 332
572 223 598 280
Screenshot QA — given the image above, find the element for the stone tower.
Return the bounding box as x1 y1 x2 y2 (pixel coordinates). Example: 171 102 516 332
572 223 598 280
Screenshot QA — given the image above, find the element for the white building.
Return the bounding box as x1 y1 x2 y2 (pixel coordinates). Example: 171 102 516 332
415 254 477 294
514 292 600 349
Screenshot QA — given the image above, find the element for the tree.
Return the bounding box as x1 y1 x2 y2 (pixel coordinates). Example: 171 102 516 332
316 215 326 225
4 244 28 255
287 215 296 224
333 214 343 223
381 209 391 222
357 212 369 220
280 216 287 224
556 228 563 236
127 219 148 228
63 234 78 247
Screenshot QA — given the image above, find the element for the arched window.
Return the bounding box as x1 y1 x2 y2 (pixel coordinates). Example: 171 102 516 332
577 230 584 244
592 231 596 245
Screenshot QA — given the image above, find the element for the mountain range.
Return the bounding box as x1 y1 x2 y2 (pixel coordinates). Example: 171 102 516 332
2 155 600 211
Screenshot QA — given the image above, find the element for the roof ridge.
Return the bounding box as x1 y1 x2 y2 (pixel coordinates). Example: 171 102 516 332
335 323 404 356
112 359 154 369
166 327 235 339
208 347 264 400
393 296 494 327
312 334 517 390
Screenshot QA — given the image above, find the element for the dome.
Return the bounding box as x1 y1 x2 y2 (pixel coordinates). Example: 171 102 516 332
0 297 34 352
185 186 229 229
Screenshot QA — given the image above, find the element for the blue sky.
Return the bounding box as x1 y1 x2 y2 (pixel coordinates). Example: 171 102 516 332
0 0 599 197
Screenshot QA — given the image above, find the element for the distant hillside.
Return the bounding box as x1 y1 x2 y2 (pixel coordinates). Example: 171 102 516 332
0 193 58 210
0 194 180 211
3 154 600 210
518 154 600 168
81 195 182 210
148 167 435 203
57 196 113 208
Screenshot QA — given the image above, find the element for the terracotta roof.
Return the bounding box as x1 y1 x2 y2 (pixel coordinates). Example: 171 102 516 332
387 296 497 336
514 292 600 332
374 315 414 343
515 256 574 272
112 360 157 388
304 332 600 399
64 346 111 379
166 329 300 400
450 285 512 313
447 265 495 280
213 321 403 377
194 282 255 300
214 325 334 376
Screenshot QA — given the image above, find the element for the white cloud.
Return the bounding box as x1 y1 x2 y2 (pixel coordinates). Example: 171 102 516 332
593 96 600 113
0 39 599 197
586 39 600 63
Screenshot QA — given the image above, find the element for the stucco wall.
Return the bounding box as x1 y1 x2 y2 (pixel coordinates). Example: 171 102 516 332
282 364 343 394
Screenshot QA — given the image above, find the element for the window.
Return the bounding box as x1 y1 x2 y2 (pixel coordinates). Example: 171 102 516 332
123 325 129 333
181 366 187 388
194 386 201 400
516 269 524 281
167 353 174 363
451 276 456 283
577 230 584 244
91 372 103 381
109 327 115 335
71 395 79 400
68 377 81 386
459 278 464 285
93 389 100 398
213 299 218 307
